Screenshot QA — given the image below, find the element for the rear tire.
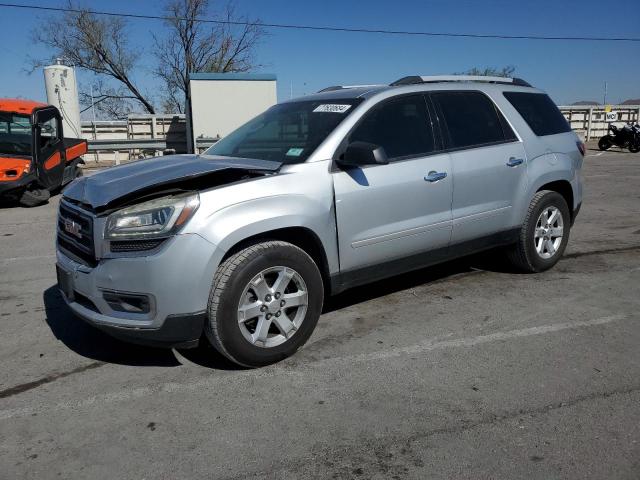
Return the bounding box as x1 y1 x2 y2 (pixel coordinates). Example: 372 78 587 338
19 188 50 207
205 241 324 367
505 190 570 273
598 136 612 151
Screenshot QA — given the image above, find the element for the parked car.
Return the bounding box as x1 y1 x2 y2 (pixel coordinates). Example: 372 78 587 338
0 99 87 206
56 75 584 367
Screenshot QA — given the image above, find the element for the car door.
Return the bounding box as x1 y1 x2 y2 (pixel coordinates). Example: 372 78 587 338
32 107 65 190
332 94 453 276
430 91 528 244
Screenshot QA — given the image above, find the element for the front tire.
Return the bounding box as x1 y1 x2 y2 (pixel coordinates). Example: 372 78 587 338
205 241 324 367
506 190 570 273
598 136 612 151
629 139 640 153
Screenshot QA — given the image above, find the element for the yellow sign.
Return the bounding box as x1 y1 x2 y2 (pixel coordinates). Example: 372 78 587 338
605 105 612 112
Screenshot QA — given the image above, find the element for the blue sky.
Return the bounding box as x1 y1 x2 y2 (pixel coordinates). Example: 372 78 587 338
1 0 638 111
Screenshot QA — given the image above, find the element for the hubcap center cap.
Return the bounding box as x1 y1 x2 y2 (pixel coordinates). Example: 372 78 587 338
264 298 279 314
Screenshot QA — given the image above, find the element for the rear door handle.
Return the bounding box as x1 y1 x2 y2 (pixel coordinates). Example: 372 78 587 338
424 171 447 182
506 157 524 167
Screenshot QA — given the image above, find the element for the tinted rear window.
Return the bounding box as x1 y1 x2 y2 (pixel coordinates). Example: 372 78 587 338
503 92 571 136
432 91 512 149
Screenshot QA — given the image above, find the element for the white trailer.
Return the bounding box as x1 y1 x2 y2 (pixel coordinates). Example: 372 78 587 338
187 73 277 153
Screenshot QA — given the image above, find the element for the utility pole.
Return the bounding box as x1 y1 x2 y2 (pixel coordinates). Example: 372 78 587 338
90 84 96 124
603 81 608 106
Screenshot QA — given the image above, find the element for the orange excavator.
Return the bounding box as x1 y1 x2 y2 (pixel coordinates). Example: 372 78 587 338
0 98 87 207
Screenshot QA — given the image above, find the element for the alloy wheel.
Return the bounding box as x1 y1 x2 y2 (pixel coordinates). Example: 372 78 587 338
237 266 308 348
534 206 564 259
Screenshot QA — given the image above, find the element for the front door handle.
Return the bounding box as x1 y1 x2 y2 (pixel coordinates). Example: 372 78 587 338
424 171 447 182
506 157 524 167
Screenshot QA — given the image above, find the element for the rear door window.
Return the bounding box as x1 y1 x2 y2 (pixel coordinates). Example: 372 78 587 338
432 91 513 149
503 92 571 136
349 94 435 160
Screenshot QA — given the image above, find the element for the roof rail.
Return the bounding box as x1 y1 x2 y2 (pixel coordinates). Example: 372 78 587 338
317 84 382 93
390 75 532 87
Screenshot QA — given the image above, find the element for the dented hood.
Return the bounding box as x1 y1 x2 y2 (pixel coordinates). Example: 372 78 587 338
63 154 281 210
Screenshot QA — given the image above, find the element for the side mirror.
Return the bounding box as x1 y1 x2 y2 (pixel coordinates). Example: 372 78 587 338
338 141 389 167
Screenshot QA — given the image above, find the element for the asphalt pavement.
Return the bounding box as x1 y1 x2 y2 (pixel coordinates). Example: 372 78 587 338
0 146 639 479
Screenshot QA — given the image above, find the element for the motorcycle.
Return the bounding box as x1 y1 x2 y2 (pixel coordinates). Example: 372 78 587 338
598 122 640 153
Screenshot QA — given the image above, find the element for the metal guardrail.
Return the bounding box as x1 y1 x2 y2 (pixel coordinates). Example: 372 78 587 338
87 137 217 152
83 105 640 164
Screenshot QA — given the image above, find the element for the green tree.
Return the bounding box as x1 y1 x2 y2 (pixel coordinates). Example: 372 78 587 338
459 66 516 77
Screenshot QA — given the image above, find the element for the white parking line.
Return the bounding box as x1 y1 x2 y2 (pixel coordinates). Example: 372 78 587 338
0 254 56 263
586 152 604 157
0 314 626 421
343 314 625 363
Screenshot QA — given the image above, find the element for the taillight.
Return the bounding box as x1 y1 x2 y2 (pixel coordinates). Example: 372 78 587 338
576 141 585 156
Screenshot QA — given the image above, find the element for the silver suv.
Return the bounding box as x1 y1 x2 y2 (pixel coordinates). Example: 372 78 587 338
56 75 584 367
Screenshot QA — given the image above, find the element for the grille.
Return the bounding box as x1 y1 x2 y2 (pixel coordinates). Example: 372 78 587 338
57 201 97 266
110 239 165 253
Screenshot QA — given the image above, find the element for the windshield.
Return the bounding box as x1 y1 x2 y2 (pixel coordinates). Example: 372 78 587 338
0 112 32 156
204 99 362 164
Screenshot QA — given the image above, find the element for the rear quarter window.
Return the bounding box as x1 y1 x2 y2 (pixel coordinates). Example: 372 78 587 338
503 92 571 136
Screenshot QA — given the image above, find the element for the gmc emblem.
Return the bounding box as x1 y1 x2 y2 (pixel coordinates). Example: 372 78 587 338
64 218 82 239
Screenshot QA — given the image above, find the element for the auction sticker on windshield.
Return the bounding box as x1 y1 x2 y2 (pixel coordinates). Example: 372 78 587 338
313 104 352 113
286 148 304 157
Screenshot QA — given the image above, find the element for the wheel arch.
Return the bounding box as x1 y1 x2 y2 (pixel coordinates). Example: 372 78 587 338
220 226 333 298
536 180 574 221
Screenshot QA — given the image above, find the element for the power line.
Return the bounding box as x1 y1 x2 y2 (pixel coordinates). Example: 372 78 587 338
1 2 639 42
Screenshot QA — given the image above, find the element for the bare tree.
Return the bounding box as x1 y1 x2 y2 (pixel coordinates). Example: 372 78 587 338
78 79 139 120
459 66 516 77
154 0 264 113
31 1 155 114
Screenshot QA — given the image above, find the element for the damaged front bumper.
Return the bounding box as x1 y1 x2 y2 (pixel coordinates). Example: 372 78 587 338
55 232 225 348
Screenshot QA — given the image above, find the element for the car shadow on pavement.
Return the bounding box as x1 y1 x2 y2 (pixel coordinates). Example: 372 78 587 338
43 286 182 367
324 249 516 313
41 249 515 369
174 342 243 371
42 285 242 370
586 146 627 153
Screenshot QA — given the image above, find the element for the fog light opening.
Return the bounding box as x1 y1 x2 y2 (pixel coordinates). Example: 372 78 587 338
103 291 151 314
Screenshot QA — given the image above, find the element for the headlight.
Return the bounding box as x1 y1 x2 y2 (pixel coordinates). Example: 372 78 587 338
105 193 200 240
